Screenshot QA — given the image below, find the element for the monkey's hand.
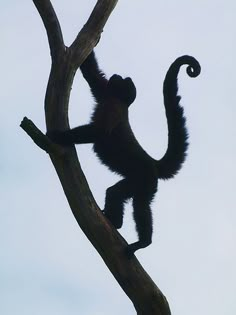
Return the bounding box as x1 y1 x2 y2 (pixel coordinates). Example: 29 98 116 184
46 130 73 146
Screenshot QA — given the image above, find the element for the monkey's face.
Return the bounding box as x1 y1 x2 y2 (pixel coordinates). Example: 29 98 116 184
108 74 136 106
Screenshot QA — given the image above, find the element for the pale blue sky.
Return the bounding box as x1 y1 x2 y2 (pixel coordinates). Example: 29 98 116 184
0 1 235 314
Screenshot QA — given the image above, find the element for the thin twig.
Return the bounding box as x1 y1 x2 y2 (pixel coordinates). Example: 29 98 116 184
20 117 66 156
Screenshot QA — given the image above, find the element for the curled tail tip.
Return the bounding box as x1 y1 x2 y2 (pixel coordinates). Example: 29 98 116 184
185 56 201 78
174 55 201 78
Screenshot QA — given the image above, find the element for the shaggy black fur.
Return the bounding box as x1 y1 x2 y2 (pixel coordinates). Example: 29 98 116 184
49 51 200 256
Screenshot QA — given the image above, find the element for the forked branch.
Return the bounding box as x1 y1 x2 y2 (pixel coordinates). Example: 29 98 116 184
22 1 171 314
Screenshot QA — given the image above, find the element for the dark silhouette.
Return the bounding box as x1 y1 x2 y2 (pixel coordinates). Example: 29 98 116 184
49 50 201 256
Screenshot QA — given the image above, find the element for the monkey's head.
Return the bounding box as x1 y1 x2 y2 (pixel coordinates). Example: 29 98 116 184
108 74 136 106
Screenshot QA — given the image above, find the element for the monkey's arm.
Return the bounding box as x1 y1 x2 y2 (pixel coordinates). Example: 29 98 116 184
48 124 98 145
80 51 108 103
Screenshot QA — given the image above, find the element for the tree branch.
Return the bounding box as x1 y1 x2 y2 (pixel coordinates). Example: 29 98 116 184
20 117 65 156
32 0 65 59
70 0 119 69
22 1 172 314
21 118 171 315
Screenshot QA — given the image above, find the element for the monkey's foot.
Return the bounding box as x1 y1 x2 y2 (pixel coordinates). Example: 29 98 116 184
125 245 136 259
102 209 123 229
125 239 152 258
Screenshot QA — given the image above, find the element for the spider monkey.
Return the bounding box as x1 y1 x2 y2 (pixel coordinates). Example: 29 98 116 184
49 50 201 256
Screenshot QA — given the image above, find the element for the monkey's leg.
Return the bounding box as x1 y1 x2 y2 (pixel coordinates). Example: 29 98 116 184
103 179 133 229
126 183 157 257
48 124 98 145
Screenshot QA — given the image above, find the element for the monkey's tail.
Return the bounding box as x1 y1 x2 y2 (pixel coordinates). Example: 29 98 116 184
157 55 201 180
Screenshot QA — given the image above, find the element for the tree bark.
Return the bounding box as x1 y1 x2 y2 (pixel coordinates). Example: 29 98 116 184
21 1 172 314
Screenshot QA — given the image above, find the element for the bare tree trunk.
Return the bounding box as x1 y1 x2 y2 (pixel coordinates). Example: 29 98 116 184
21 1 171 314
